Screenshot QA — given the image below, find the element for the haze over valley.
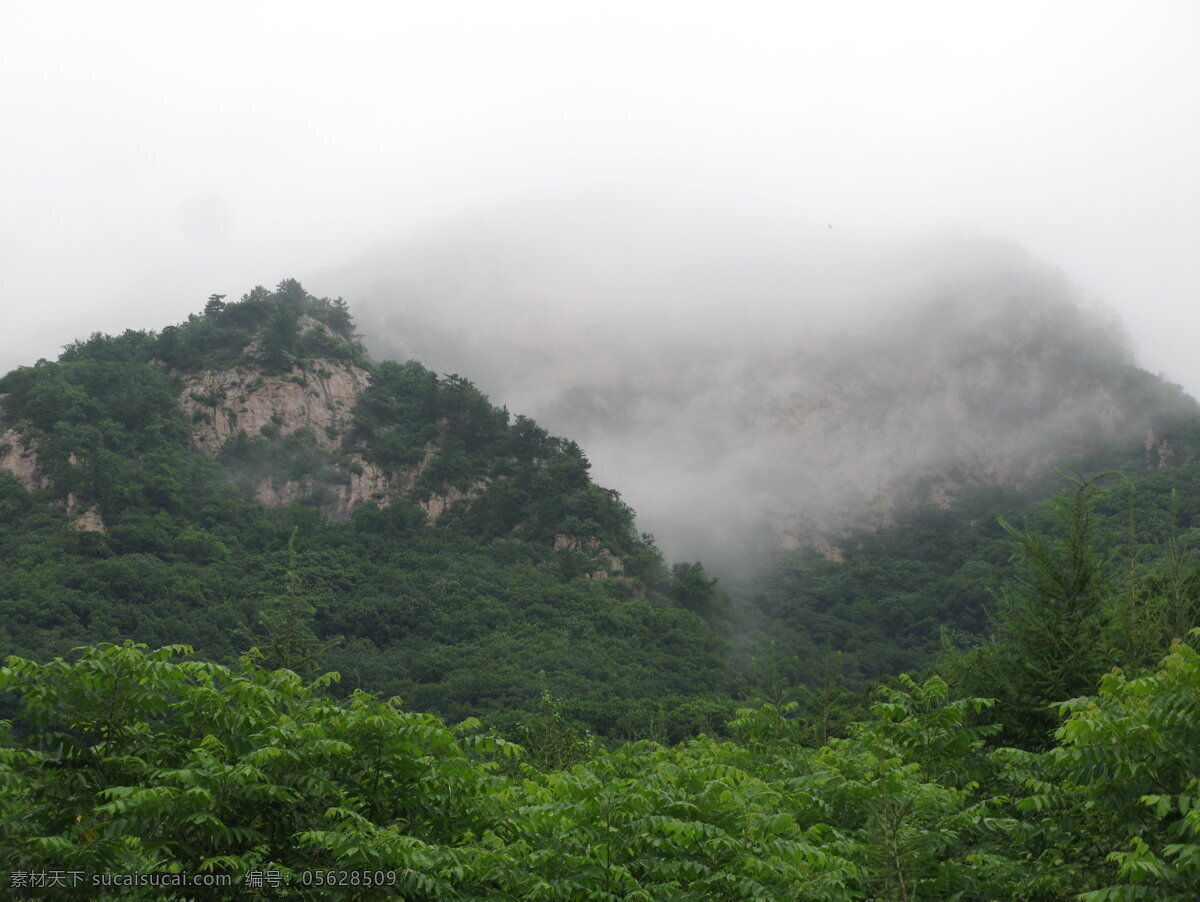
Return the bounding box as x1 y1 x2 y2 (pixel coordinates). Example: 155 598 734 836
320 194 1192 569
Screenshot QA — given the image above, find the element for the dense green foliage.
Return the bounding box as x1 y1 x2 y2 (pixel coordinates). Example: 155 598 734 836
154 280 366 373
744 419 1200 690
743 488 1021 686
5 635 1200 899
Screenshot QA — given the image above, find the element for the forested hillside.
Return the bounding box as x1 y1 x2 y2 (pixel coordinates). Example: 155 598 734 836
0 283 731 738
4 281 1200 898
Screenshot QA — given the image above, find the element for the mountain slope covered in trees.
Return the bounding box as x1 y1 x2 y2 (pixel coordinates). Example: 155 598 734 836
0 282 733 737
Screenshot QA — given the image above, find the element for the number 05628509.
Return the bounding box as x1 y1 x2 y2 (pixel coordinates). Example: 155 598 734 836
298 870 398 887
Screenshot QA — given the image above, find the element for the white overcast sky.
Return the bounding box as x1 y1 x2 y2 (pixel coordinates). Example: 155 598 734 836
2 1 1199 391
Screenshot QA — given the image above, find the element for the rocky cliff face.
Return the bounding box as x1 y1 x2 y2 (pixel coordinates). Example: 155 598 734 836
0 429 105 531
180 359 495 524
178 356 400 517
1 355 500 528
180 357 383 512
179 360 369 455
553 533 627 580
0 427 47 493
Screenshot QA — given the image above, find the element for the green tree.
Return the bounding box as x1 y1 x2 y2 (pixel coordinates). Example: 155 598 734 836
0 642 515 900
1013 634 1200 900
246 529 340 677
949 474 1120 748
669 561 721 618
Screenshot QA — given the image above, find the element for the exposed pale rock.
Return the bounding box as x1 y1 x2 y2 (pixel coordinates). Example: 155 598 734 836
64 493 105 532
552 533 626 578
421 481 488 521
255 477 315 508
325 457 395 519
180 355 429 517
1144 428 1172 468
0 428 48 491
177 353 505 523
0 431 104 529
553 533 580 552
180 359 370 454
811 536 845 563
584 549 626 580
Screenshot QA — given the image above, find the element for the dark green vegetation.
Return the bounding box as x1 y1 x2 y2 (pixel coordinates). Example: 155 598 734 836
4 635 1200 899
743 437 1200 690
4 283 1200 897
0 283 729 738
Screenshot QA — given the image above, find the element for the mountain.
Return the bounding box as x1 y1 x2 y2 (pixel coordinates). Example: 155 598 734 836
3 268 1199 729
0 282 731 738
325 212 1197 572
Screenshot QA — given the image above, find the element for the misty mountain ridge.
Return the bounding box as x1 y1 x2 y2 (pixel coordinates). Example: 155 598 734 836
1 266 1197 705
320 210 1194 568
1 227 1190 578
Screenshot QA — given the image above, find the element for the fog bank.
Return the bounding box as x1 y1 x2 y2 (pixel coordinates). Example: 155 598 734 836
316 192 1177 569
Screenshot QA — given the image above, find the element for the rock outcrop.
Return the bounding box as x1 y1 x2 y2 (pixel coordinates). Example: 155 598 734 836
421 481 489 522
1145 428 1173 468
180 360 370 454
0 431 104 530
553 533 626 580
181 354 496 522
64 493 105 532
0 428 47 492
179 350 412 518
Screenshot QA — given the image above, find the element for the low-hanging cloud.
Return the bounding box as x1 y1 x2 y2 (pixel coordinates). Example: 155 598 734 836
314 190 1184 573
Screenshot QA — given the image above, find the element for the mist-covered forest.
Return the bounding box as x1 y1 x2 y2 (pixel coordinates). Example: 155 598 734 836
1 276 1200 900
